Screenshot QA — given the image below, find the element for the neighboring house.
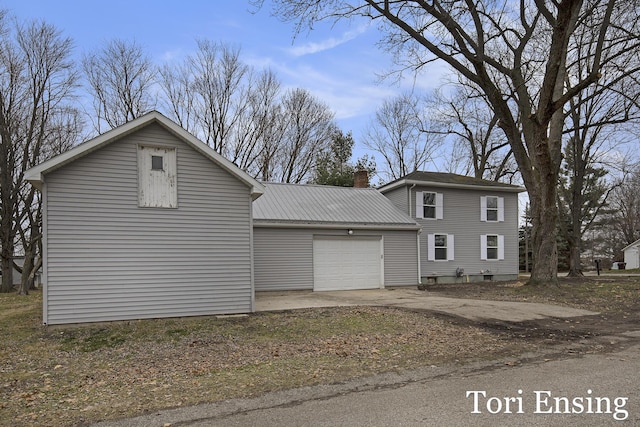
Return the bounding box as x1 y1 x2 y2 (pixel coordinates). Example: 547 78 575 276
253 183 421 292
379 171 526 283
25 111 264 325
623 239 640 269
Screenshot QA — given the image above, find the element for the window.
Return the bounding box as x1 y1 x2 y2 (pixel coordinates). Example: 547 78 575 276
434 234 448 260
481 234 505 260
481 196 504 222
486 235 499 259
138 146 177 208
416 191 443 219
151 155 164 170
428 233 454 261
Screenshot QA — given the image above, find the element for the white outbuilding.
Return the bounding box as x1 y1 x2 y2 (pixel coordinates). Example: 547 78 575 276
623 239 640 270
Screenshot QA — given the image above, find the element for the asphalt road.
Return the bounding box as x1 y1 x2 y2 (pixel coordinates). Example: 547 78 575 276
95 331 640 427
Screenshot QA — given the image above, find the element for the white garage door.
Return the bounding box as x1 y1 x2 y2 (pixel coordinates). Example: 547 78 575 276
313 236 383 291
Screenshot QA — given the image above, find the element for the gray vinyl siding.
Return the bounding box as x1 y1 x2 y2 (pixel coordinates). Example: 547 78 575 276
254 228 314 291
254 227 419 290
43 123 253 324
411 186 519 278
382 186 409 214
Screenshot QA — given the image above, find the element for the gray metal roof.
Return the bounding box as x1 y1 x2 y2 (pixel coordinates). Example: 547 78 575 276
253 183 420 229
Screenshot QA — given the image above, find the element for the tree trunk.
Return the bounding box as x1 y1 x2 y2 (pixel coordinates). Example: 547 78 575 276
0 247 14 293
17 245 34 295
566 243 584 277
527 130 561 286
529 199 560 286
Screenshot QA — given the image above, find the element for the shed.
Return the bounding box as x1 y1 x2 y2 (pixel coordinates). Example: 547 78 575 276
26 111 264 325
252 183 421 291
623 239 640 270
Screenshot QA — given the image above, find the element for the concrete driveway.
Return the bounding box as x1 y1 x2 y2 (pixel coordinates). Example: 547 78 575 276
255 288 597 322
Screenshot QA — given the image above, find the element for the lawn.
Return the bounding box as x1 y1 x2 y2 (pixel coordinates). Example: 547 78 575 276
1 276 638 426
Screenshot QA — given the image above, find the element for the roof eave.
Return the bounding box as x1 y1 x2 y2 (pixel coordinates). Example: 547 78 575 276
253 220 421 231
379 178 526 193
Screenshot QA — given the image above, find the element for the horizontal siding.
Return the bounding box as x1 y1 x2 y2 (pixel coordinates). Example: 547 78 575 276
44 123 253 324
254 227 419 290
410 186 519 277
381 230 419 286
254 228 314 291
382 186 409 214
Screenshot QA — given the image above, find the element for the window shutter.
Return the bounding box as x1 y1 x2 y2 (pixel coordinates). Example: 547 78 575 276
447 234 455 261
416 192 423 219
436 193 444 219
498 235 505 260
480 196 487 222
498 197 504 222
427 234 435 261
480 235 487 260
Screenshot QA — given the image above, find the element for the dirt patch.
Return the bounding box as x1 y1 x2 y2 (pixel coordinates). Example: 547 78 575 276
423 275 640 356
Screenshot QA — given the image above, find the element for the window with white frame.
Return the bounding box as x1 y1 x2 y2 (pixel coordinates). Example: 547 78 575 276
138 145 177 208
480 196 504 222
481 234 505 260
428 233 454 261
416 191 443 219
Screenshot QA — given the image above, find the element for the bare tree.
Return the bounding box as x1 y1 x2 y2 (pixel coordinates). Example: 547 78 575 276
83 39 156 133
276 88 336 183
364 92 442 181
230 68 283 175
431 85 516 182
257 0 640 285
189 40 250 154
0 15 79 292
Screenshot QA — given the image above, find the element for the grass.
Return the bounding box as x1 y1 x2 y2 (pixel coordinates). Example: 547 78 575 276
1 277 638 426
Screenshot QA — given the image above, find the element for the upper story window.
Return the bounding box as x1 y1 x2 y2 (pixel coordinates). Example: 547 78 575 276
427 233 454 261
416 191 443 220
480 196 504 222
138 146 177 208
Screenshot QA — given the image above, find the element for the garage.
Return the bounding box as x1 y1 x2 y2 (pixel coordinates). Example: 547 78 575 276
252 183 421 292
313 236 382 291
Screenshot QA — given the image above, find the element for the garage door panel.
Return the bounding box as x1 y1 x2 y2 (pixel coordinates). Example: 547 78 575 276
313 237 382 291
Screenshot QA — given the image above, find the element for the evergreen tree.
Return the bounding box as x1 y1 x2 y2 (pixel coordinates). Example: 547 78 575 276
313 130 375 187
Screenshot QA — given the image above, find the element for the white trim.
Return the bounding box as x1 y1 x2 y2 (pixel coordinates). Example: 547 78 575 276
379 178 526 194
427 233 453 261
427 233 435 261
42 184 49 325
481 234 504 261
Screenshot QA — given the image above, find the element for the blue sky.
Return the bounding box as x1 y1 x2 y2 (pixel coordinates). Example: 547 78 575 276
1 0 452 167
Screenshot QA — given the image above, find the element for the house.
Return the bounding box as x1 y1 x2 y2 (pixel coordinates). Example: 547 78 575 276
25 111 264 325
26 112 524 325
379 171 526 283
253 182 421 292
623 239 640 269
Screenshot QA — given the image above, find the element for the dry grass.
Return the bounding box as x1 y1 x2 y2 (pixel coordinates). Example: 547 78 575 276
1 290 536 427
3 276 638 426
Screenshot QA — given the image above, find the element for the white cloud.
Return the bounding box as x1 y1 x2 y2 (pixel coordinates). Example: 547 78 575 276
286 24 370 56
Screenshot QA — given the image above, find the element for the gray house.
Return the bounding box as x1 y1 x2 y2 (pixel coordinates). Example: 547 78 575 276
253 183 421 292
379 171 525 283
26 112 264 325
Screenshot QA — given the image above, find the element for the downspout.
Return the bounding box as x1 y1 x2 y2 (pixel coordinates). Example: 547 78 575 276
409 184 421 285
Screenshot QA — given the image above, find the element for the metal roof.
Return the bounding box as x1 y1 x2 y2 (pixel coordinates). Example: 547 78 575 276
253 183 420 229
378 171 526 194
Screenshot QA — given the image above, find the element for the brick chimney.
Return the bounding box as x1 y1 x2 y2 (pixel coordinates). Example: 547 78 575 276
354 170 369 188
